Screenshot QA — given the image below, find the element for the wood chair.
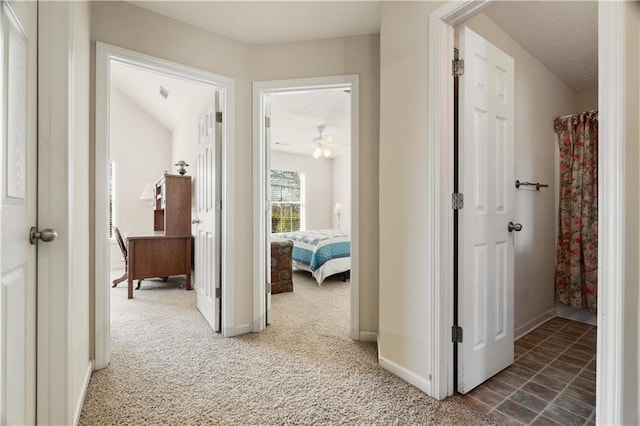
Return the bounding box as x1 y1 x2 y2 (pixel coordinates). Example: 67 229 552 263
112 226 142 290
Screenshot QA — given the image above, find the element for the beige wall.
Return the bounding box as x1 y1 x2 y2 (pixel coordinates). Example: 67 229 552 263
462 14 577 332
91 2 380 333
575 87 598 112
109 88 172 266
331 152 351 229
623 2 640 422
72 0 91 419
251 35 380 332
379 1 441 379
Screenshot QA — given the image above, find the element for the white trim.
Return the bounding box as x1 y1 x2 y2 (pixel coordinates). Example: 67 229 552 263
252 75 361 340
73 360 93 426
94 42 236 365
359 331 378 343
428 0 489 401
378 355 432 396
514 308 556 341
223 323 253 338
37 2 74 424
596 2 626 424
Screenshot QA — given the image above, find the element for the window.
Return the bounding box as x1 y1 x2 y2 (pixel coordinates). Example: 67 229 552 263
270 169 304 233
109 160 116 239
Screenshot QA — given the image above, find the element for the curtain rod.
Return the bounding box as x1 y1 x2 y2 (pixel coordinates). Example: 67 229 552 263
557 110 599 120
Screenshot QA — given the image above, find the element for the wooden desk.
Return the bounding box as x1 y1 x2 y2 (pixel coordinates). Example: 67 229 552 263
125 231 192 299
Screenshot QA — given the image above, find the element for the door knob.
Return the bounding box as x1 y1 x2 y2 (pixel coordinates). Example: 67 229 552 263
191 219 201 224
507 222 523 232
29 227 58 244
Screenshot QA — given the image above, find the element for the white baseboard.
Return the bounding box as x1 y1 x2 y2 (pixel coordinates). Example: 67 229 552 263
224 323 252 337
514 307 557 340
378 354 432 395
358 331 378 342
73 360 93 426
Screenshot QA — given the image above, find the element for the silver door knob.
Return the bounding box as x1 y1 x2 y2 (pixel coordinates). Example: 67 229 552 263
191 219 201 224
507 222 523 232
29 227 58 244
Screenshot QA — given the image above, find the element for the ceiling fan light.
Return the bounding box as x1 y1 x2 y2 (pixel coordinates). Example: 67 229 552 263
322 148 331 158
313 147 322 159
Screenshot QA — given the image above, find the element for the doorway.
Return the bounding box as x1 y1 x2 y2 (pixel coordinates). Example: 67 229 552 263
450 3 599 425
252 76 360 338
94 43 235 369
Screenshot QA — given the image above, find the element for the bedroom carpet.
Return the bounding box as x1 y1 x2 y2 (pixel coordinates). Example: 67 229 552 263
79 271 495 425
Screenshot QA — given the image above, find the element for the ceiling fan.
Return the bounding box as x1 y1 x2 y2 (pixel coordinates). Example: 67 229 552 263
312 125 335 158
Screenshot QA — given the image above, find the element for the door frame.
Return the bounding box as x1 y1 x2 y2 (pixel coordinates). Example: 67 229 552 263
94 42 236 369
37 2 78 424
252 75 361 339
427 2 625 423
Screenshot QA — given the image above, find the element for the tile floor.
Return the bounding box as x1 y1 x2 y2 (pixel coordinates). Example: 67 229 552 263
457 317 596 425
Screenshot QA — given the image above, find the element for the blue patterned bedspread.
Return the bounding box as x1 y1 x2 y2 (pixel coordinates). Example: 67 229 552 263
274 229 350 272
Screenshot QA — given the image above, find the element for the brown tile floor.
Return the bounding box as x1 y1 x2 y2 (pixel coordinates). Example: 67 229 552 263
457 317 596 425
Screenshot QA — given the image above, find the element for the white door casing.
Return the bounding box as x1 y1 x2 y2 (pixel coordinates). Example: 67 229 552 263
195 91 222 332
0 1 37 423
457 26 515 394
264 96 272 325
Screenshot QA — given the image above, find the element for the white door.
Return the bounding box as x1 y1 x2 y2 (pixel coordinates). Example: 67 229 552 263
0 1 37 423
194 90 222 332
457 26 515 394
263 97 272 325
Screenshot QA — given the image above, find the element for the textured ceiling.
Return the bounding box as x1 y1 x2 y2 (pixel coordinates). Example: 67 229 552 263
271 89 351 158
111 62 212 131
484 1 598 91
126 1 381 45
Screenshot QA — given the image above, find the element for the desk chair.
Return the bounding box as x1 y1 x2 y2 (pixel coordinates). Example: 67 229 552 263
112 226 142 290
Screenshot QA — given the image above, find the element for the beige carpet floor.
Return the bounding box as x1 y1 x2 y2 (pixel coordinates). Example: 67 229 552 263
79 271 494 425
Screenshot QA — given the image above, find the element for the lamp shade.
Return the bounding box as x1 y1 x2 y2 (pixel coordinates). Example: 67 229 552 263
139 182 155 201
333 202 343 214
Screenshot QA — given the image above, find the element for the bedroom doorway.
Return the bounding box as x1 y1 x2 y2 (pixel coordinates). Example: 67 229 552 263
94 43 235 369
252 76 361 339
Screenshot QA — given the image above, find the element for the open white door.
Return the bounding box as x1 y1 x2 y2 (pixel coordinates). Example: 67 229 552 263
457 26 515 394
194 90 222 332
0 1 37 423
264 96 272 325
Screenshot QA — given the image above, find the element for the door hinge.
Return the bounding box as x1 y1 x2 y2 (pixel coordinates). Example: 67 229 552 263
266 282 272 294
452 59 464 77
452 326 463 343
215 287 221 298
216 199 222 211
265 116 271 128
452 193 464 210
216 111 223 123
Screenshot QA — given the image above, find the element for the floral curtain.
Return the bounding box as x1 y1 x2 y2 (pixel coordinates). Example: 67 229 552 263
554 111 598 311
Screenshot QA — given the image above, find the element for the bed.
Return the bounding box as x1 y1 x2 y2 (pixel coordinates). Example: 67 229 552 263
273 229 350 284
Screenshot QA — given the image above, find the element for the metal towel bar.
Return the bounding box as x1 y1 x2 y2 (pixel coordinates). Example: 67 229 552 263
515 180 549 191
